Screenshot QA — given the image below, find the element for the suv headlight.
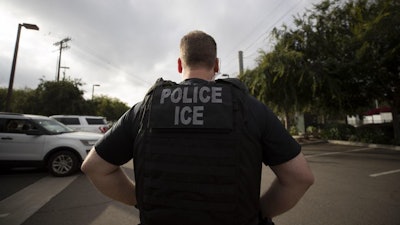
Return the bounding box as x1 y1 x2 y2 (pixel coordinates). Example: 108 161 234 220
81 140 97 146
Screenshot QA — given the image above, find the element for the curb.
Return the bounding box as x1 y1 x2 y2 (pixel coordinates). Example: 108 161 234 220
294 136 400 150
299 140 328 146
327 140 400 151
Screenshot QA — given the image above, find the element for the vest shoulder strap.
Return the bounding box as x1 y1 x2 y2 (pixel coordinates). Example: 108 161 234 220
145 78 178 96
137 78 178 133
215 78 249 93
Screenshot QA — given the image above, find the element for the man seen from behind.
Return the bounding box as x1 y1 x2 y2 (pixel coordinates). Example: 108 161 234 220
81 30 314 225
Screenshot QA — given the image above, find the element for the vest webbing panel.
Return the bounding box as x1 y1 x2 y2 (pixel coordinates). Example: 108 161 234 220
142 133 238 212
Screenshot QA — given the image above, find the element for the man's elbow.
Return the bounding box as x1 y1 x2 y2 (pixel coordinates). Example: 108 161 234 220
305 174 315 188
294 154 315 188
299 170 315 190
80 158 94 176
80 159 90 174
80 148 97 175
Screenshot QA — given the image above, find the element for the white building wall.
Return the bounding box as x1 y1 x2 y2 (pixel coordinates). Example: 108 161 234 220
363 112 392 124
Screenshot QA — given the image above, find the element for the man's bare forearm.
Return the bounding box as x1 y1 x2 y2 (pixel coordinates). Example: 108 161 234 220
86 167 137 205
260 178 311 218
260 153 314 218
81 148 137 206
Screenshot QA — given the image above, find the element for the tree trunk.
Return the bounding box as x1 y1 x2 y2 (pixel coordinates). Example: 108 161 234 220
284 111 290 130
392 93 400 145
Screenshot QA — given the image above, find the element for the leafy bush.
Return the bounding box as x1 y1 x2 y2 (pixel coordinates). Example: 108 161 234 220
306 126 318 137
352 123 394 145
320 122 395 145
289 126 299 135
320 123 356 140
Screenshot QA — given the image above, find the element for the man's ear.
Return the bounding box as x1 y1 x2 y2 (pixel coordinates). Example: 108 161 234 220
178 58 183 73
214 58 220 73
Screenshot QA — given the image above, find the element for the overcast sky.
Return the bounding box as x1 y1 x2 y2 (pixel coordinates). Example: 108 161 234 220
0 0 320 107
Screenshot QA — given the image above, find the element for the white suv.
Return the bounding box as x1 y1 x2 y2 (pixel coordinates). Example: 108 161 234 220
50 115 109 134
0 113 102 176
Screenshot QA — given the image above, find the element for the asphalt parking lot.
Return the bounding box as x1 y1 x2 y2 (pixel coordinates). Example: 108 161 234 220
273 143 400 225
1 142 399 225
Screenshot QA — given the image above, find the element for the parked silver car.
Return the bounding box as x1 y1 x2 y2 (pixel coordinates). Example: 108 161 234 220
0 113 102 176
50 115 109 134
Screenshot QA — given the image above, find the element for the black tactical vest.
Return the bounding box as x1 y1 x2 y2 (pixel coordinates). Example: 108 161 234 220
134 78 263 225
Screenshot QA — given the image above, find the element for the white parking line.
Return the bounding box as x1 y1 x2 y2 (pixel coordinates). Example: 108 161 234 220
0 175 78 225
305 147 372 158
122 159 133 169
0 213 10 218
369 169 400 177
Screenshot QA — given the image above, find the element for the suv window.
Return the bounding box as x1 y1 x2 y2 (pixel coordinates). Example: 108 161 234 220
0 118 6 132
0 119 35 133
86 118 106 125
35 118 73 134
57 117 80 125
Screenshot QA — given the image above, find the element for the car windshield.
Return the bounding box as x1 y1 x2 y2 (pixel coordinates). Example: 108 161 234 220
34 118 75 134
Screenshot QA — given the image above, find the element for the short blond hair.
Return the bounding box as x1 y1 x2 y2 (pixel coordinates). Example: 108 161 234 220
180 30 217 70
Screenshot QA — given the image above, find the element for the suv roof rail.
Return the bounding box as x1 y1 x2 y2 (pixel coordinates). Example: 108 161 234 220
0 112 24 115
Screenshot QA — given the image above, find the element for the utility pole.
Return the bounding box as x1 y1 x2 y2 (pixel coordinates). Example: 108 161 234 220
60 66 70 80
54 37 71 81
238 50 244 76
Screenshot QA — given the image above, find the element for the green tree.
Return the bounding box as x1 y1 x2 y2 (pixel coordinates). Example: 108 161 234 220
238 68 267 104
92 95 130 122
240 0 400 143
352 0 400 143
290 0 371 116
0 88 7 111
10 88 37 113
1 79 130 122
34 79 89 116
0 87 37 113
298 0 400 143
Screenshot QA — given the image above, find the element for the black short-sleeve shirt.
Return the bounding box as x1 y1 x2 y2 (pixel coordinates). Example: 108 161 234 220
95 78 300 166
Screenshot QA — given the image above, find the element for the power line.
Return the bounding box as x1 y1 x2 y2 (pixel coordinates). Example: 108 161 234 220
71 42 153 86
222 0 308 75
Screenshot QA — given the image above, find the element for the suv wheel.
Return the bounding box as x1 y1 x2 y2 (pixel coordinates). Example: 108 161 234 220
47 151 80 177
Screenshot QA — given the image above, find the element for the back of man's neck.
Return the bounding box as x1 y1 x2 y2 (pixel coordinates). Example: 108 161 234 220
183 69 214 81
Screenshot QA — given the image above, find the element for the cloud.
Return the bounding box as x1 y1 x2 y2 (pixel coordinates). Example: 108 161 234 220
0 0 320 107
